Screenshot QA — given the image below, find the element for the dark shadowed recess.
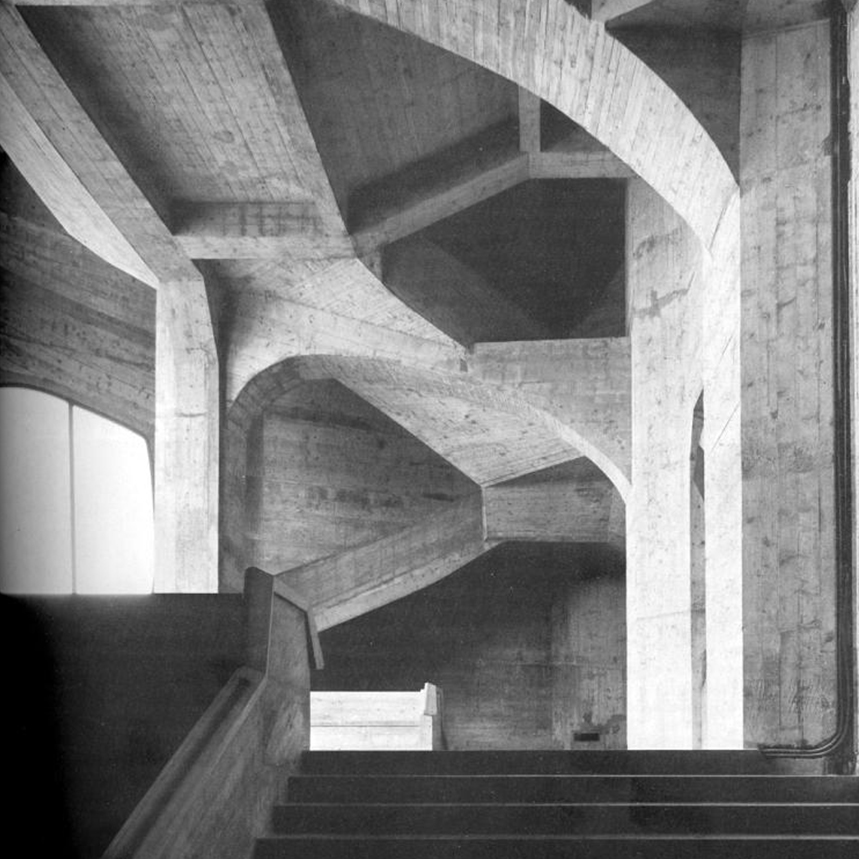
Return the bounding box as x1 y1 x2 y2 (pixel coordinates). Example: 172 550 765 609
315 541 626 750
2 595 245 859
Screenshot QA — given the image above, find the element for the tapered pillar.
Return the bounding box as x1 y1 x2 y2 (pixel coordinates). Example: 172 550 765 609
154 278 220 592
626 180 704 749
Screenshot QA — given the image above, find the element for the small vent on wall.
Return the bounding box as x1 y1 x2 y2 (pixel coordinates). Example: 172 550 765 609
573 731 601 742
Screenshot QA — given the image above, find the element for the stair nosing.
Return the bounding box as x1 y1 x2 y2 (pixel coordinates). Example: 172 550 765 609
276 800 859 807
290 773 853 779
259 833 859 842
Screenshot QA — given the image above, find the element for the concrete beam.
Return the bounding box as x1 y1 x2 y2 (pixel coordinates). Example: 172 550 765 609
0 74 156 287
0 4 197 285
591 0 657 22
483 461 624 549
528 151 635 179
9 1 227 4
236 2 348 237
279 495 489 630
171 202 353 260
351 147 529 256
351 141 632 255
518 88 542 153
331 0 736 255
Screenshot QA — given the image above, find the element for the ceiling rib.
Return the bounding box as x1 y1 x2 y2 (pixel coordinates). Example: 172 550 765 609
0 73 157 287
0 3 196 286
351 154 529 257
235 1 347 236
529 151 635 179
349 121 527 257
518 87 542 153
171 201 353 260
7 1 355 268
591 0 658 22
350 120 633 255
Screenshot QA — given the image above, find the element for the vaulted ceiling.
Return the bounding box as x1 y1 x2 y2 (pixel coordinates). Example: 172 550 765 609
7 0 638 346
0 0 829 603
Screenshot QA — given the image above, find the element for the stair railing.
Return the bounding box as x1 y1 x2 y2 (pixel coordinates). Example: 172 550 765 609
102 568 321 859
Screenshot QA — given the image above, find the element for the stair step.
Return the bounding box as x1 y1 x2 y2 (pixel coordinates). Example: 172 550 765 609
253 834 859 859
301 750 775 776
273 802 859 835
286 775 859 805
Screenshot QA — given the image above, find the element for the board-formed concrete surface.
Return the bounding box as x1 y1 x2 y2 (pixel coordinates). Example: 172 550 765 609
0 0 853 763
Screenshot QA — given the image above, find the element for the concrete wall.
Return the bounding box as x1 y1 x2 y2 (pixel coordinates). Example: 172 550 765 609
551 560 627 749
0 160 155 441
245 378 476 574
4 594 245 859
315 542 626 750
740 21 837 747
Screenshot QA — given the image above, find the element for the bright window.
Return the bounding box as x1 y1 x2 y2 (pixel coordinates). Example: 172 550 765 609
0 388 153 594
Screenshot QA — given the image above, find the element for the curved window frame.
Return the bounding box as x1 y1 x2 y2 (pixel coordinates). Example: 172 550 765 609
0 386 154 595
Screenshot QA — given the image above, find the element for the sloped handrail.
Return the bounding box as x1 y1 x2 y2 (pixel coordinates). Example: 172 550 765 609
102 667 266 859
101 568 320 859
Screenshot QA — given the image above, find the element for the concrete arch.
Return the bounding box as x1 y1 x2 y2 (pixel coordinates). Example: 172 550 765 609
223 257 466 406
232 354 628 490
224 351 631 598
320 1 743 750
299 354 631 498
330 0 738 253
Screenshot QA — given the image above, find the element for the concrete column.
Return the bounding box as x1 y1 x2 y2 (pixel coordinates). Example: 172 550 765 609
626 179 703 749
700 212 745 749
740 23 837 747
154 278 220 592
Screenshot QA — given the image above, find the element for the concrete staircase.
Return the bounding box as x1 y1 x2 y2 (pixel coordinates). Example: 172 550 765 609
254 751 859 858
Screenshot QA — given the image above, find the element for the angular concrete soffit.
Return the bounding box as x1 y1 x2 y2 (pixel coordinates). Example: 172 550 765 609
351 139 633 256
229 353 632 503
300 352 630 492
330 0 738 256
3 0 736 258
275 494 490 631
